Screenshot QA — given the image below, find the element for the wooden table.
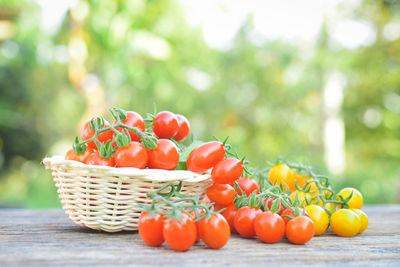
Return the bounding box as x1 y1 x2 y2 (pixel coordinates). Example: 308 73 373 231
1 205 399 266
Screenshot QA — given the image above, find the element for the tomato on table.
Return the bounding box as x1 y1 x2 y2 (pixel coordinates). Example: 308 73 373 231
84 151 115 167
330 209 361 237
234 177 260 197
153 111 179 139
351 208 369 233
211 158 244 184
199 214 230 249
286 216 315 245
254 211 285 243
174 114 190 142
234 206 262 237
207 184 236 206
163 213 197 252
305 205 329 236
147 139 179 170
337 188 363 209
138 212 164 247
114 111 145 141
186 141 225 173
81 119 114 150
221 203 238 233
114 142 148 168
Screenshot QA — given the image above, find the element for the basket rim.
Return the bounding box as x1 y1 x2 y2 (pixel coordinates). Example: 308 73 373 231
43 155 211 182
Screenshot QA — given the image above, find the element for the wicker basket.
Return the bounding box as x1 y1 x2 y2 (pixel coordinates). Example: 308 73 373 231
43 156 213 232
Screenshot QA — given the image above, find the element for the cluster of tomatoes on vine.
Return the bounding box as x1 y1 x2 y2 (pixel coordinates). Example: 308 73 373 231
65 108 190 170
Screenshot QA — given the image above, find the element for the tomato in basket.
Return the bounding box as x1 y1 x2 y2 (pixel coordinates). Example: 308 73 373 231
153 111 179 139
114 142 148 168
114 111 145 141
174 114 190 142
81 119 114 150
147 139 179 170
84 151 115 167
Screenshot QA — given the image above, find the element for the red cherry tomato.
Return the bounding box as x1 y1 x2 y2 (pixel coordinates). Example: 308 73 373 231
163 213 197 252
65 148 90 163
114 111 145 141
280 207 309 224
199 214 230 249
211 158 244 184
153 111 179 139
138 212 164 247
264 197 285 213
234 177 260 197
221 203 238 233
213 203 227 212
187 210 204 242
174 114 190 142
84 151 114 167
254 212 285 243
81 119 114 150
147 139 180 170
114 142 148 168
286 216 315 245
234 206 262 238
186 141 225 173
207 184 236 206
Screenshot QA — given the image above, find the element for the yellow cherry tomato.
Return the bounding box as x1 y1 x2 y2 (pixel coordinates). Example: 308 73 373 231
351 209 369 233
337 188 363 209
330 209 361 237
321 202 335 212
268 164 295 192
305 205 329 236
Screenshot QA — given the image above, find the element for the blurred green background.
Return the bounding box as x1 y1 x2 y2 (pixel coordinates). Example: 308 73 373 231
0 0 399 208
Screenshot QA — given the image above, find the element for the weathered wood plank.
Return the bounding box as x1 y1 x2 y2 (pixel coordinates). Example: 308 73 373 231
0 205 399 266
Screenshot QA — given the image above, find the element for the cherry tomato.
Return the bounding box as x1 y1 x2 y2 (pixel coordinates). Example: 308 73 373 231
186 141 225 173
280 207 309 224
188 210 204 242
138 212 164 247
163 213 197 252
286 216 315 245
234 206 262 237
254 211 285 243
114 111 145 141
337 188 363 209
351 209 369 233
114 142 148 168
174 114 190 142
84 151 114 167
147 139 179 170
264 197 285 213
330 209 361 237
213 203 227 212
81 119 114 150
153 111 179 139
211 158 244 184
268 164 295 192
199 214 230 249
221 203 238 233
305 205 329 236
207 184 236 206
65 148 90 163
234 177 260 197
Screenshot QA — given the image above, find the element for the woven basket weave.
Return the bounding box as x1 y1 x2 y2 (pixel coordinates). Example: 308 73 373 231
43 156 212 232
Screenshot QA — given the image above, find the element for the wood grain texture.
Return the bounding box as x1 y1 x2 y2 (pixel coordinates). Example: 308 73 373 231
0 205 399 266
